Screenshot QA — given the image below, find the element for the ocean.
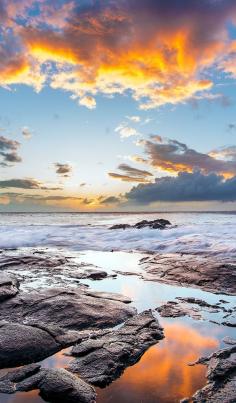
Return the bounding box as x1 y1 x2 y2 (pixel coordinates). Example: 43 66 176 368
0 211 236 256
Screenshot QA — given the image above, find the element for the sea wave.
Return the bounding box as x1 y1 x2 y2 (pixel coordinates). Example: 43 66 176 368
0 222 235 257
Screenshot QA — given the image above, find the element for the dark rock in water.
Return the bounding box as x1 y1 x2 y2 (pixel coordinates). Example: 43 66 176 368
157 300 202 320
110 218 171 230
67 310 164 387
222 313 236 327
190 345 236 402
0 322 60 368
134 219 171 229
176 297 224 310
74 268 108 280
39 368 96 403
0 273 19 302
0 287 136 331
0 364 41 393
140 253 236 295
109 224 131 230
0 365 96 403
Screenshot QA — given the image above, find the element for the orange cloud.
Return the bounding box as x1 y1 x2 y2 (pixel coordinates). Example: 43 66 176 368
0 1 236 107
139 136 236 178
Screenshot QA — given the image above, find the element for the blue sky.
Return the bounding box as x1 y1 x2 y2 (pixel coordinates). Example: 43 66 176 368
0 0 236 211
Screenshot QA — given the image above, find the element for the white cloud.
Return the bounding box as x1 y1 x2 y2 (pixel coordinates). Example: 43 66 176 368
115 123 139 139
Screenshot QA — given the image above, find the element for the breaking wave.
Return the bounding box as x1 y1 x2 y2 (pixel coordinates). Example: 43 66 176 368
0 212 235 257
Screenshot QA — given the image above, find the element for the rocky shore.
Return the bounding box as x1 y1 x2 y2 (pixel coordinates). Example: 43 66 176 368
0 246 235 402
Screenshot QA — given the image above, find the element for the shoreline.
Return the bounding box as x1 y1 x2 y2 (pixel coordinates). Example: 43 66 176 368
0 246 235 402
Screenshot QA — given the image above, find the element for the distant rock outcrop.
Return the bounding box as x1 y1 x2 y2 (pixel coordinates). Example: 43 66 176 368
110 218 171 230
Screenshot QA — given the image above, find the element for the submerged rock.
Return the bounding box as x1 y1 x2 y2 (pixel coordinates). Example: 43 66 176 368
67 310 164 386
190 345 236 402
110 218 171 230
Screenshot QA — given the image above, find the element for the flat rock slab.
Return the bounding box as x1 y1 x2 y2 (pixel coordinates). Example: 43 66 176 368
189 345 236 403
140 253 236 295
0 250 115 290
0 287 136 331
0 365 96 403
67 310 164 387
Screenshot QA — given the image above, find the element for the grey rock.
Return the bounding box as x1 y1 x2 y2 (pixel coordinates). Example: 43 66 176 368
67 310 164 386
0 287 136 331
75 268 108 280
0 273 19 302
190 346 236 403
109 224 131 230
157 300 202 320
39 368 96 403
141 253 236 295
0 365 96 403
0 323 60 368
110 218 171 230
0 363 41 383
223 337 236 345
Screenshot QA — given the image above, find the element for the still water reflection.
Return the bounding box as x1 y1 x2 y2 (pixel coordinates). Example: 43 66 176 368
97 321 218 403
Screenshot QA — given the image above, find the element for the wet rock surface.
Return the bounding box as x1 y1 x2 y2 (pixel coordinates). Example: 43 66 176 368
110 218 171 230
0 365 96 403
0 285 135 332
140 253 236 295
189 345 236 402
156 297 235 324
0 249 114 290
67 310 164 386
157 300 203 320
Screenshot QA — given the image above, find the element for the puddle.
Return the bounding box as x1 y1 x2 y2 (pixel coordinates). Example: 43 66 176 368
0 249 235 403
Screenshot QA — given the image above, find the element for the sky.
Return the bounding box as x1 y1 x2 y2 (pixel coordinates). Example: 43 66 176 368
0 0 236 212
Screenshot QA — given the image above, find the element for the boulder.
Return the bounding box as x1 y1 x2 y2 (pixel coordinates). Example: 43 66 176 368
0 273 19 302
0 322 60 368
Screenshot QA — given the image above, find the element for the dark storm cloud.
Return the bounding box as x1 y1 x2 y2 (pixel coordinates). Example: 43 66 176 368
126 171 236 204
0 136 22 166
54 163 72 177
0 178 60 190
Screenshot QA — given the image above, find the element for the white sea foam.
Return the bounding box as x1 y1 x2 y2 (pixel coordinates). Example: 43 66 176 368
0 212 235 256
